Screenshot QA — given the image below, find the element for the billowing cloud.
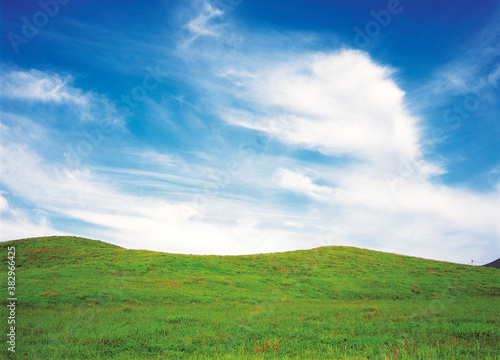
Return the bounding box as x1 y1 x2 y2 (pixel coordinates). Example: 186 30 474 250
223 50 420 165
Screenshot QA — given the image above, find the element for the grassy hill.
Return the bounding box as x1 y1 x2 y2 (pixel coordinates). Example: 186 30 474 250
1 236 499 359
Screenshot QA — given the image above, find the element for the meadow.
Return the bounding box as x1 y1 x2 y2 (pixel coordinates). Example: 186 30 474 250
1 236 499 359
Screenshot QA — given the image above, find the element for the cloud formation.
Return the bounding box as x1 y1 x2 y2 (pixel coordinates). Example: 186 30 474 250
276 168 335 200
0 68 125 126
223 51 420 163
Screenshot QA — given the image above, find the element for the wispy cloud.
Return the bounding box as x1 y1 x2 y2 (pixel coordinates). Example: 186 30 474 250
0 136 311 255
0 68 125 126
0 69 85 104
186 3 224 39
423 8 500 97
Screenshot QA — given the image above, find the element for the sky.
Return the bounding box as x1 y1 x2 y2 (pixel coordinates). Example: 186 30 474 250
0 0 499 264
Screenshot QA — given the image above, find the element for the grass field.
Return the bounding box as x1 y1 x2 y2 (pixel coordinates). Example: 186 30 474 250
1 236 499 359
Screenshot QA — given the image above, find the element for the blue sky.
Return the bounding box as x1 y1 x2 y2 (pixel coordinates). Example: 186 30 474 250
1 0 499 263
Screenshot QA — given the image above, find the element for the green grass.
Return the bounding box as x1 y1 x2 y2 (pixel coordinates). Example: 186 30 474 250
1 236 499 359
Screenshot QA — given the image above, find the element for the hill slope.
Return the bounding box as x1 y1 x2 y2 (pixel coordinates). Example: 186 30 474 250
1 236 499 359
483 258 500 269
5 236 499 305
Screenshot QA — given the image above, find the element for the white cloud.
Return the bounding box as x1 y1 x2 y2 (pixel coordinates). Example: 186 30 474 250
0 68 125 127
186 3 223 39
0 120 310 254
276 168 335 199
0 194 9 213
0 216 61 241
334 165 500 237
178 1 233 49
1 73 498 262
0 69 86 104
218 50 425 171
0 191 61 240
